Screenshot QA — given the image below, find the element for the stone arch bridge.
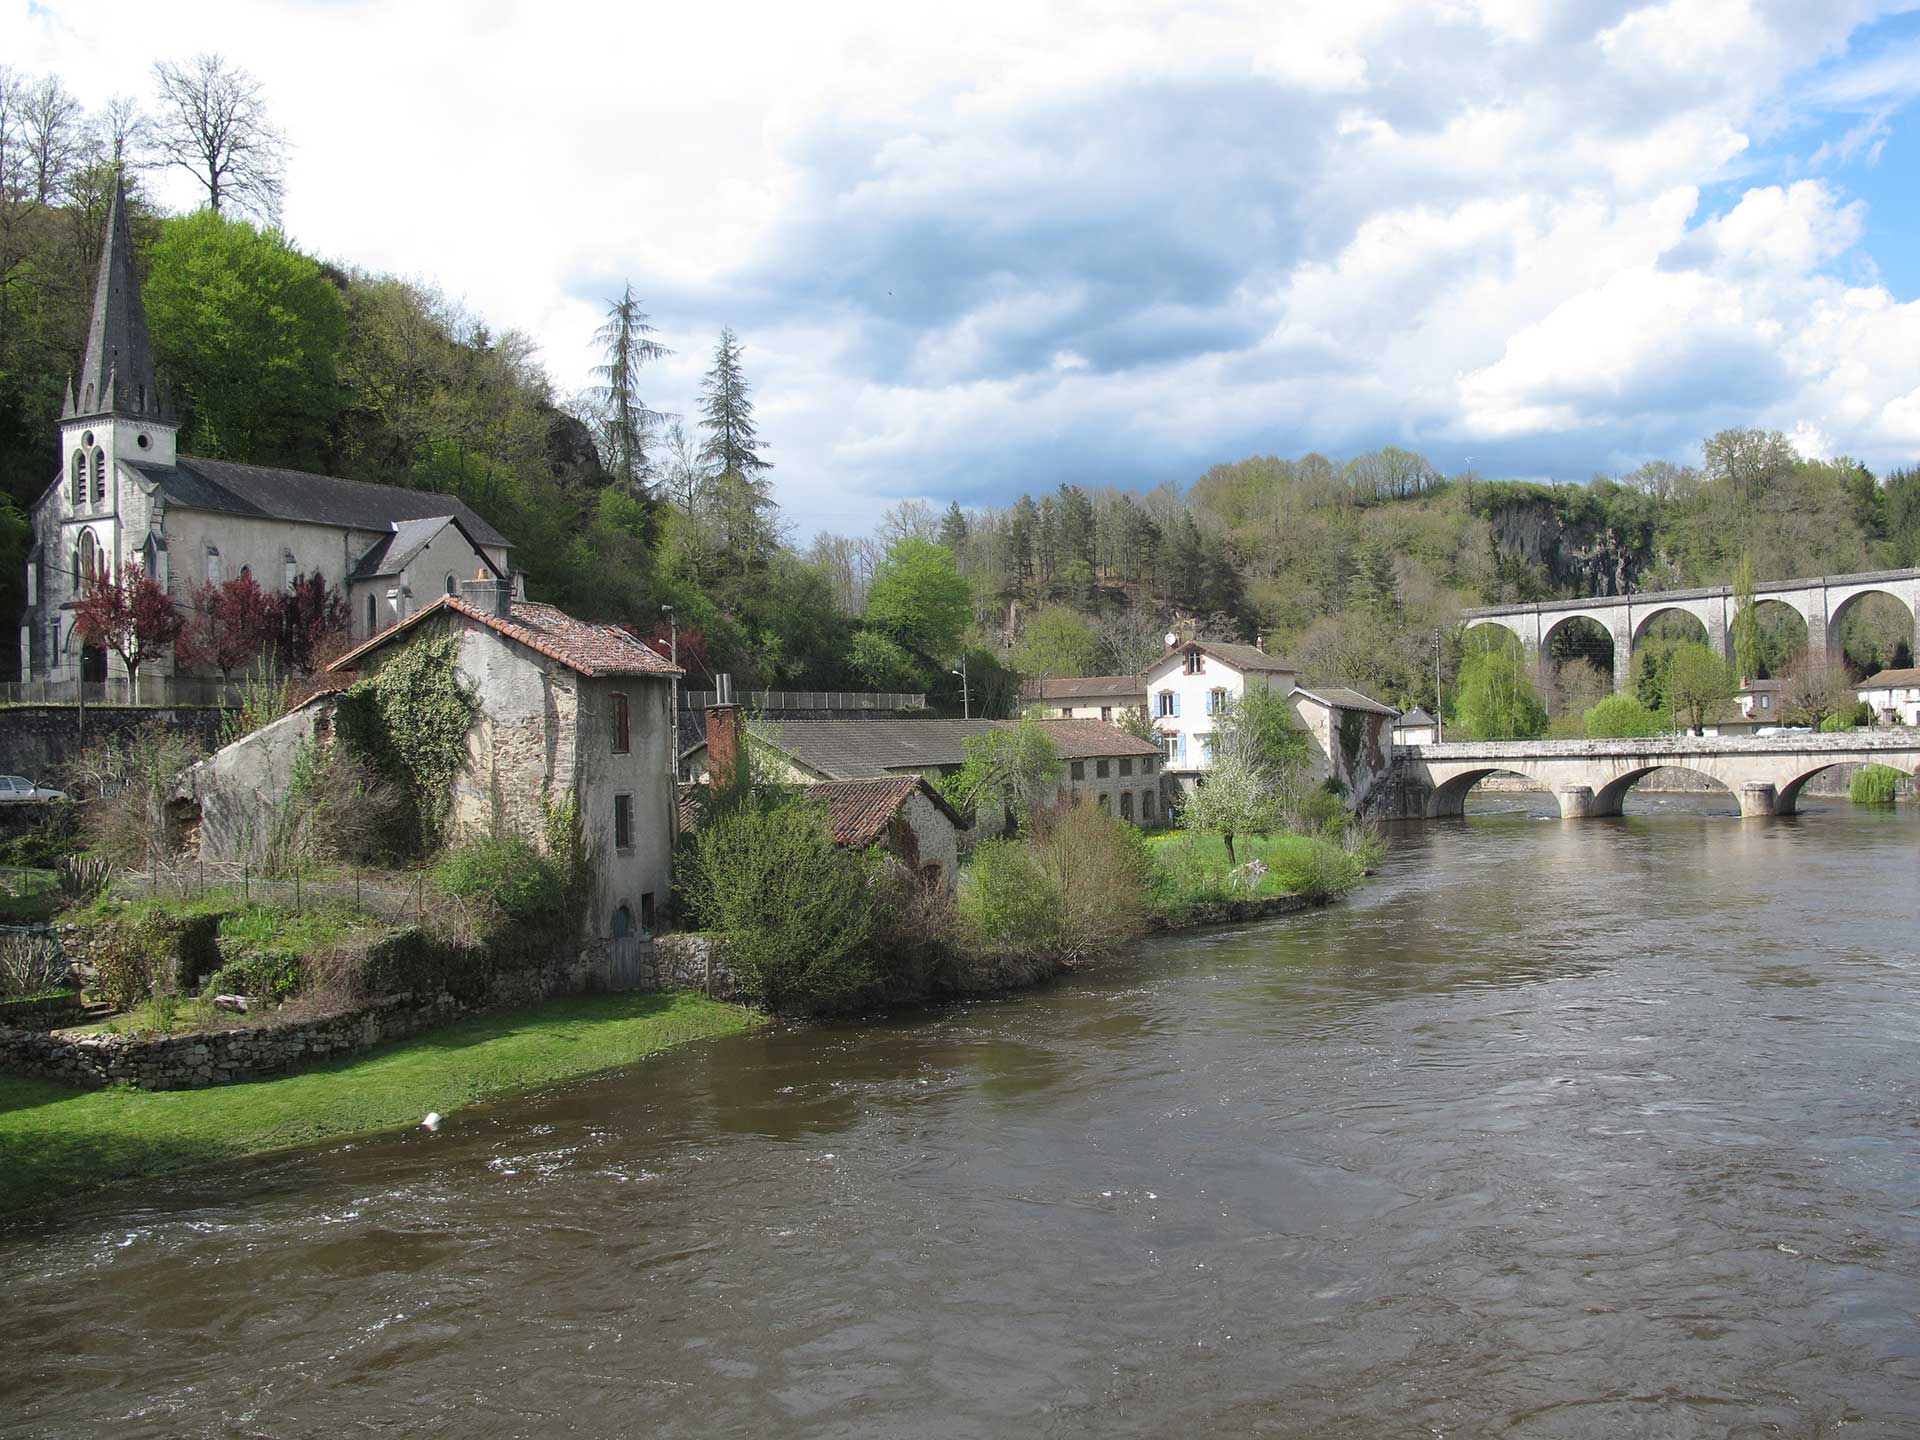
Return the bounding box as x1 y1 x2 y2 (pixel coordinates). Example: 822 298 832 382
1388 733 1920 819
1460 568 1920 692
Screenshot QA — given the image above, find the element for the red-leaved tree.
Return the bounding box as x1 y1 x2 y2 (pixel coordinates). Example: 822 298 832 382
275 571 351 675
176 573 279 680
72 562 184 700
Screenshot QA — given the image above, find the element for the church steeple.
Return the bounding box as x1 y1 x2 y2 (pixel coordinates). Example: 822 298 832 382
63 171 167 423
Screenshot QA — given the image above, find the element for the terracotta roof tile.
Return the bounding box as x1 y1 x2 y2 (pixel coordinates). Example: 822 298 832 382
674 776 963 847
329 595 681 679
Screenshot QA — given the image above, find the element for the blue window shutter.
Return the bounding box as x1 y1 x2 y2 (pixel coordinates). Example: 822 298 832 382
1172 692 1181 717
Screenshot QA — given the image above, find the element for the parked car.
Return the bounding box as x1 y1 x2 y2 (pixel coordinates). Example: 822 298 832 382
0 775 67 802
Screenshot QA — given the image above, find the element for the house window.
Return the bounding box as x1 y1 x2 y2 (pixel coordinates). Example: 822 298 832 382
1143 757 1155 775
1208 687 1228 714
1096 793 1110 812
90 448 105 503
1070 760 1085 781
1059 706 1071 718
1163 733 1179 764
1760 695 1771 710
1157 690 1179 717
640 892 656 936
611 904 632 938
614 793 633 850
284 553 298 590
445 573 457 595
205 545 222 585
611 692 630 754
69 452 85 505
1143 791 1157 821
1120 757 1133 777
239 564 251 583
1201 735 1217 762
1184 648 1203 675
1095 758 1110 779
1120 791 1134 821
1101 705 1112 722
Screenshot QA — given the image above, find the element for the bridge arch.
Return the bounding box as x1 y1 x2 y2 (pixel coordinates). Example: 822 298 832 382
1591 764 1736 817
1542 613 1618 702
1629 604 1712 651
1776 757 1920 815
1425 766 1544 818
1463 615 1528 652
1828 586 1917 671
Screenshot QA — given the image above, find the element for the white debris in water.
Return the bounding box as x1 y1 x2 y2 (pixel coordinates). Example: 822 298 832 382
421 1112 443 1132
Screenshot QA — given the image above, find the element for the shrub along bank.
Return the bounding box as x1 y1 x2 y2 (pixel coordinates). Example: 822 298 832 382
0 991 755 1219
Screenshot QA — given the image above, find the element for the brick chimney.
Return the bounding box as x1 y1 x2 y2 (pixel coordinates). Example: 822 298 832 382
706 674 742 790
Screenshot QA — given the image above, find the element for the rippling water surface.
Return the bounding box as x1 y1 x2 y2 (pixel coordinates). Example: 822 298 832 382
3 795 1918 1437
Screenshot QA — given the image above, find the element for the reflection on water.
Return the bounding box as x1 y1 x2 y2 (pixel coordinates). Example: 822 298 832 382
3 796 1919 1437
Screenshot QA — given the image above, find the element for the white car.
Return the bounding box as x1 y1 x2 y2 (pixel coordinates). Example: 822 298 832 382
0 775 67 802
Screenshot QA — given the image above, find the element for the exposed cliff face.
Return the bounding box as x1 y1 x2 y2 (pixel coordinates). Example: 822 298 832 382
1485 498 1653 598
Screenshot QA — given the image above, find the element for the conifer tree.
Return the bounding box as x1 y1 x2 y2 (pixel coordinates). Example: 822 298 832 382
697 327 770 477
591 283 671 489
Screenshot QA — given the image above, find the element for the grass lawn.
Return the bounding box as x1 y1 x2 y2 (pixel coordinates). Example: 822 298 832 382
1145 828 1363 902
0 991 758 1219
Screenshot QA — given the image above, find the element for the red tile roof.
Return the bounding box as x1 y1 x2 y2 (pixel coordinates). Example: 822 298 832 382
330 595 681 679
808 776 963 847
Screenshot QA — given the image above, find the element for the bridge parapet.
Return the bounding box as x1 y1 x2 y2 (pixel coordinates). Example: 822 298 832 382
1405 732 1920 762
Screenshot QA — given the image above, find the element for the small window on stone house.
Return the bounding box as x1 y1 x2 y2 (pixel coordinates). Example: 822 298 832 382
1096 793 1110 812
1070 760 1085 781
611 692 630 754
1143 790 1157 821
1120 791 1134 821
1120 757 1132 777
1143 756 1155 775
1096 758 1110 779
1101 705 1112 721
640 892 655 935
614 793 633 850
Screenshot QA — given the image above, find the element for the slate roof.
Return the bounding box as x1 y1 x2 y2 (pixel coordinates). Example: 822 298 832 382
1737 677 1783 693
330 595 681 679
65 172 167 423
1293 685 1398 717
1393 706 1436 728
1031 675 1147 700
349 515 504 582
808 776 965 847
695 716 1161 780
1861 666 1920 688
1145 639 1297 676
130 456 512 550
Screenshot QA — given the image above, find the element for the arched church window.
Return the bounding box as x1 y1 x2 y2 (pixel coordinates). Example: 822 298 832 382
91 449 105 503
446 574 457 595
205 545 222 585
239 564 251 583
69 452 85 505
367 593 377 635
78 530 100 584
284 553 298 591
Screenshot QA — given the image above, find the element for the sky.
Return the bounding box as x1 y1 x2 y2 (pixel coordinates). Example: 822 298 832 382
13 0 1920 537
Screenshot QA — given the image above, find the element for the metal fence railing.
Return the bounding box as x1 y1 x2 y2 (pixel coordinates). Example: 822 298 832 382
114 861 435 926
0 676 243 708
679 690 925 712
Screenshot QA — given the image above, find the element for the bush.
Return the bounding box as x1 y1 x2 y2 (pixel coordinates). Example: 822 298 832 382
1850 765 1905 805
268 740 413 871
0 932 66 999
432 836 567 921
0 804 84 869
678 799 885 1013
957 837 1063 958
70 727 200 872
203 951 300 1002
1584 694 1664 738
1027 802 1155 960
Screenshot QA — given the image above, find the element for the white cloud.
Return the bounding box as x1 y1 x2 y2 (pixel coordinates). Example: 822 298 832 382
8 0 1920 537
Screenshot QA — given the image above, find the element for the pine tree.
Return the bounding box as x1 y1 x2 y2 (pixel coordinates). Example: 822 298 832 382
938 502 969 555
591 283 671 489
697 327 770 477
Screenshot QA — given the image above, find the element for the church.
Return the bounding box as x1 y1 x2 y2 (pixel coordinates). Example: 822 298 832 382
19 175 513 690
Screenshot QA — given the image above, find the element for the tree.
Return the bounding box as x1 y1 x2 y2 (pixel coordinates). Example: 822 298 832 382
589 282 670 489
863 537 970 662
20 74 83 204
177 572 277 680
1180 750 1280 866
275 571 350 675
1731 552 1761 681
150 53 286 221
143 210 348 466
697 326 769 477
1011 604 1099 678
1583 693 1663 739
1778 660 1854 730
1663 642 1736 734
944 719 1064 837
938 502 969 555
848 628 924 691
72 562 183 699
1452 634 1547 740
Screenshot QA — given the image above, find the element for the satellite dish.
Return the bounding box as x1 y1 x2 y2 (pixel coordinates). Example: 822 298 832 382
1165 631 1179 648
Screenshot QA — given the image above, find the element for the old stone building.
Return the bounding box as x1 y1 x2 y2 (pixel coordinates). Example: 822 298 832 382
19 175 510 689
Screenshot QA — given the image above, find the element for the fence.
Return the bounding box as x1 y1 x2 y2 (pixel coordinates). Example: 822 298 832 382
678 689 925 712
114 860 436 926
0 676 243 708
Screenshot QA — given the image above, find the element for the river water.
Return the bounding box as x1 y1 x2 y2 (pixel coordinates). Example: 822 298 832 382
3 794 1918 1437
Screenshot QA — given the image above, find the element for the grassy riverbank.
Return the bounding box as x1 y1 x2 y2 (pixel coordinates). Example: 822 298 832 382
0 991 756 1219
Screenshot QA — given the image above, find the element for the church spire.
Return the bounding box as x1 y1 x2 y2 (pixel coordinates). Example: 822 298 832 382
64 171 166 423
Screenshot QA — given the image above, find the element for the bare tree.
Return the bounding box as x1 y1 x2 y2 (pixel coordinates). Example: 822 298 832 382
94 94 149 167
151 53 286 221
21 74 83 203
1778 659 1855 730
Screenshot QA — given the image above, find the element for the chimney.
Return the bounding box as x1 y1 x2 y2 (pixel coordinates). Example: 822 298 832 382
1255 633 1265 652
459 577 513 618
706 674 742 790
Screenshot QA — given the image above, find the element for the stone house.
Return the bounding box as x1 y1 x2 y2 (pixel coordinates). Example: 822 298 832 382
185 584 681 945
19 175 510 688
1028 675 1148 723
1288 685 1397 809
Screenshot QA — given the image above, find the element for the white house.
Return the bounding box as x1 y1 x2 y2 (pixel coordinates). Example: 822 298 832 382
1736 677 1782 720
1858 667 1920 725
1393 706 1437 745
20 175 509 690
1028 675 1147 722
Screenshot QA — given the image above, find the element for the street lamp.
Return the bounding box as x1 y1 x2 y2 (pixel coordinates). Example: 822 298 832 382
662 605 679 830
950 655 970 719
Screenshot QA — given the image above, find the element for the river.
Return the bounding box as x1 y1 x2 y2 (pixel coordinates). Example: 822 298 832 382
2 794 1917 1437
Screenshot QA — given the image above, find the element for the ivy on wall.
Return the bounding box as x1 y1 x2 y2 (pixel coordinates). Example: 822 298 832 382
336 630 478 852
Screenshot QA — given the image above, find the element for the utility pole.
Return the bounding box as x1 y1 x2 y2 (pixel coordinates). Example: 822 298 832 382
663 604 679 835
1434 629 1444 742
950 654 970 719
